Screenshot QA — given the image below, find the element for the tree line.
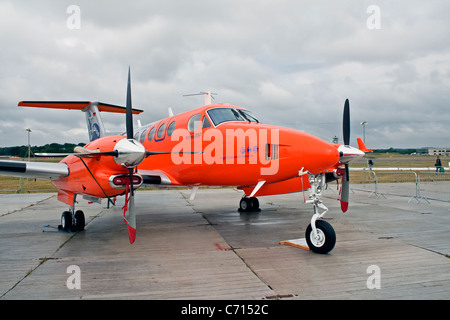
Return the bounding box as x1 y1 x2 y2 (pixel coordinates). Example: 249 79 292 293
372 147 419 154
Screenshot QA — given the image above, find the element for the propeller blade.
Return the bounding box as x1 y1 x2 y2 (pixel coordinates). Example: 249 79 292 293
127 167 137 244
123 68 137 244
340 164 349 212
341 99 351 212
145 150 203 156
35 149 119 158
343 99 350 146
75 151 118 158
126 67 133 140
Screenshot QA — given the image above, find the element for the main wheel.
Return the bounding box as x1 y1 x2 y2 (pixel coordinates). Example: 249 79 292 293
305 220 336 254
250 197 260 210
239 197 253 212
74 210 85 231
61 211 72 231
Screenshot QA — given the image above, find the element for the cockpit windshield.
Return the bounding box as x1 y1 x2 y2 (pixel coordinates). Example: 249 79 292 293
207 107 260 126
237 109 259 123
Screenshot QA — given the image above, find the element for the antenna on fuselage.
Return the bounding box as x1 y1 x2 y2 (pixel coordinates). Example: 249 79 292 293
183 92 218 106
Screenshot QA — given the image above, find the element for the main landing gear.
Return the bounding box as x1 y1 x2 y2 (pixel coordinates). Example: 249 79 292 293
238 196 261 212
304 173 336 254
59 194 85 232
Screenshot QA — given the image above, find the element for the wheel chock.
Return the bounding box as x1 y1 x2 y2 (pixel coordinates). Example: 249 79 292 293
279 238 310 251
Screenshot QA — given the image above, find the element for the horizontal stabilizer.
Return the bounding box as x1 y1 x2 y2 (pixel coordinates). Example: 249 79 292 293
18 101 143 114
0 160 69 180
19 101 143 142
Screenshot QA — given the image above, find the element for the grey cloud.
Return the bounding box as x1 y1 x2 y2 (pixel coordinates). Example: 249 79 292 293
1 0 450 149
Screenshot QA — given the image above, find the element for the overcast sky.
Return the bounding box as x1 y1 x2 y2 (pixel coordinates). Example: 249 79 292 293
1 0 449 149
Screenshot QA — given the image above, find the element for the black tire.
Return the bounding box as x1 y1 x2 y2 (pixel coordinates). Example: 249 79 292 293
250 197 259 210
74 210 85 231
61 211 72 231
305 220 336 254
239 197 253 212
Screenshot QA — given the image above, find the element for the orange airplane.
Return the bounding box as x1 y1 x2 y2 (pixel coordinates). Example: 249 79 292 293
0 69 370 253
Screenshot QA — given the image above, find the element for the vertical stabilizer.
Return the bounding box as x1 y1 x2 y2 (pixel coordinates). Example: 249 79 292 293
84 102 106 141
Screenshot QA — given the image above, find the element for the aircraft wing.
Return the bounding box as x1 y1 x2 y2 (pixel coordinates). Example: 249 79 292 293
0 160 69 180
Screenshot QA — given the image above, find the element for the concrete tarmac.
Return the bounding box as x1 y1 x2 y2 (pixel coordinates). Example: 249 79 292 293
0 184 449 300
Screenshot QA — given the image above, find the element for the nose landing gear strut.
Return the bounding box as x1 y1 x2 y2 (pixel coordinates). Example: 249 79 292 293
304 173 336 254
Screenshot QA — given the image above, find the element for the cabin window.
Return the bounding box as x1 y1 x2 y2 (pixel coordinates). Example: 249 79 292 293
157 123 166 139
147 127 155 141
167 121 176 136
201 116 211 129
139 130 147 143
188 114 201 131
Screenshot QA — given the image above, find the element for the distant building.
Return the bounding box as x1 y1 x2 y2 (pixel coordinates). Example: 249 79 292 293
416 148 428 155
428 148 450 156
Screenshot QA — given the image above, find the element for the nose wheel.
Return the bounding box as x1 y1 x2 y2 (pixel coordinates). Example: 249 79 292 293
305 220 336 254
304 173 336 254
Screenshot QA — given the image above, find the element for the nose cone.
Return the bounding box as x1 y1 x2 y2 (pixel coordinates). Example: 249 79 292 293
300 135 340 174
338 145 365 164
114 138 146 168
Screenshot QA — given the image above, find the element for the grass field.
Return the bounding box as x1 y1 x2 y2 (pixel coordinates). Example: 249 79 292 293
0 157 61 193
1 153 449 194
354 153 449 168
350 153 450 184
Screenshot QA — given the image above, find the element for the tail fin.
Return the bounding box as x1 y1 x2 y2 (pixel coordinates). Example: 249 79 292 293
356 138 373 153
18 101 143 142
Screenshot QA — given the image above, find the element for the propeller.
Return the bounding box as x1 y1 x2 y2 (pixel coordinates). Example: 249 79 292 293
123 67 139 244
337 99 366 213
341 99 350 212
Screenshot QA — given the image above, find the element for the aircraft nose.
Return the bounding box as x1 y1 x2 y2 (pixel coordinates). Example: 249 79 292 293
301 137 340 174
